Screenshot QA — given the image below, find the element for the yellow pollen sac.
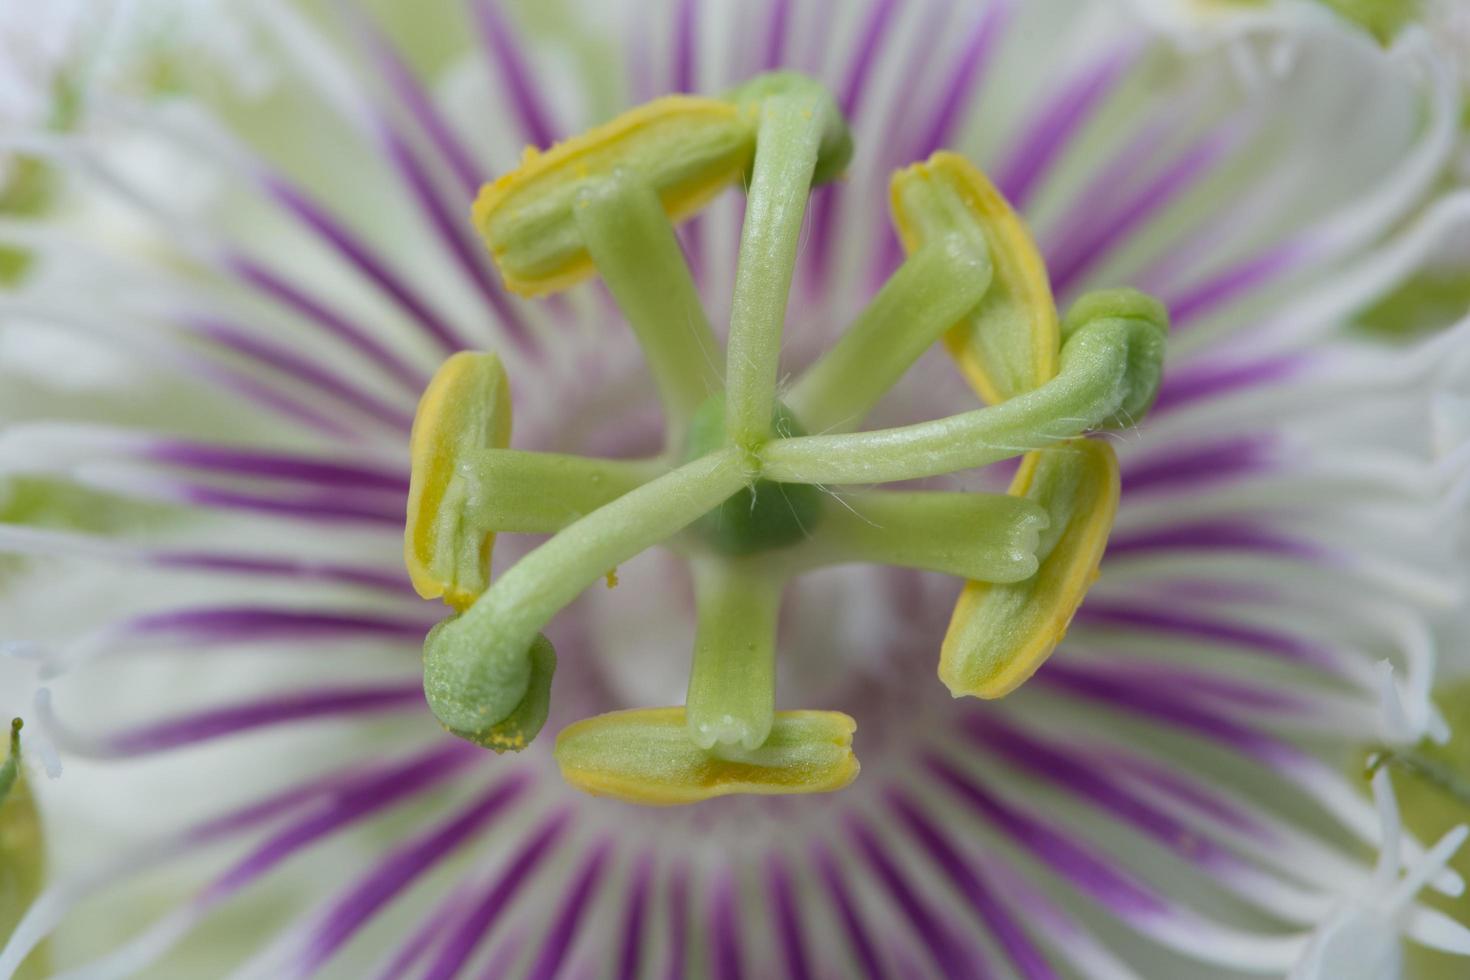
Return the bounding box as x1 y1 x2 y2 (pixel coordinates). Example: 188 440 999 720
404 351 512 612
890 151 1059 405
939 438 1120 699
472 96 756 297
554 708 859 806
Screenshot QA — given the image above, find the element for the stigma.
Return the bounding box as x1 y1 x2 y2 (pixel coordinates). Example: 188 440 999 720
403 72 1168 804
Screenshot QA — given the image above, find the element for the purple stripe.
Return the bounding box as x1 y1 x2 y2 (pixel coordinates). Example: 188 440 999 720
812 843 887 979
1075 658 1306 712
373 880 479 980
664 863 691 980
227 254 427 392
910 3 1010 158
422 810 573 980
102 683 424 755
1152 352 1310 415
352 6 485 196
803 0 901 288
375 124 535 353
672 0 698 92
923 754 1170 919
1105 521 1328 564
711 870 745 980
479 929 529 980
186 756 413 844
173 481 404 524
958 715 1238 871
1075 599 1336 668
1042 111 1179 281
1120 436 1279 496
146 441 406 493
152 552 409 594
971 855 1084 941
761 0 792 70
526 842 613 980
263 175 466 352
885 788 1058 979
190 317 415 431
846 816 988 980
1103 751 1274 836
126 606 429 645
994 47 1136 210
1048 129 1233 296
1033 661 1303 765
766 855 812 980
204 742 471 901
616 855 654 980
471 0 557 147
839 0 901 119
873 2 1011 278
1167 241 1306 328
185 353 361 439
299 773 530 973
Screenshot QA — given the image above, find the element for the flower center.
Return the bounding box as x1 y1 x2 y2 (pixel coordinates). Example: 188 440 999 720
401 72 1170 804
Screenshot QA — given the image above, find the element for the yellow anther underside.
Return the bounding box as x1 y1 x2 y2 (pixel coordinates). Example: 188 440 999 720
404 351 512 612
555 707 859 806
891 151 1059 405
940 438 1120 698
472 96 756 297
888 151 1123 699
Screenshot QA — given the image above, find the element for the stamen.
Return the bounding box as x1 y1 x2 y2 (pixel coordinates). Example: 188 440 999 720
408 71 1168 800
685 560 782 751
573 171 724 437
472 95 756 297
555 708 858 805
787 490 1048 583
404 350 512 612
758 308 1166 485
421 450 746 747
940 439 1120 699
891 152 1059 405
723 74 852 451
453 449 658 534
787 234 992 434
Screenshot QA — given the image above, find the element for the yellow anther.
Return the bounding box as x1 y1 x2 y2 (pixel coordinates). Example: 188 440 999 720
555 707 859 805
939 438 1119 699
473 96 755 297
890 151 1059 404
404 351 512 612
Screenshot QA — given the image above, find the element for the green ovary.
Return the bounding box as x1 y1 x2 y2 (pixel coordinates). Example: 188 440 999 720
684 395 823 557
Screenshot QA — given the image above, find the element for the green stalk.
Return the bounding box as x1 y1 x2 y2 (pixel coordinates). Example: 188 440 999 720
460 448 661 533
574 174 724 439
685 558 783 750
786 237 991 434
760 314 1164 486
424 449 746 736
786 490 1047 582
724 93 826 450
